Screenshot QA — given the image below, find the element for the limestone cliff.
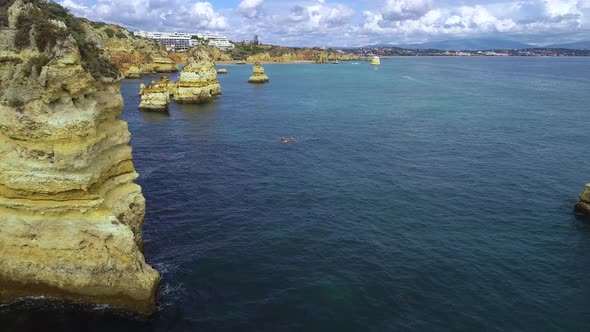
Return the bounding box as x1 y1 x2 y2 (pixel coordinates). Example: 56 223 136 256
0 0 159 313
174 48 221 103
139 76 175 112
228 44 361 63
168 45 232 65
248 61 269 84
576 184 590 216
81 20 178 78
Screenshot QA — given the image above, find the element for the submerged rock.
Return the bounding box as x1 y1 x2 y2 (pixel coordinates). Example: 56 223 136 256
280 137 296 143
173 48 221 103
139 76 175 112
248 61 269 84
576 184 590 217
0 0 159 314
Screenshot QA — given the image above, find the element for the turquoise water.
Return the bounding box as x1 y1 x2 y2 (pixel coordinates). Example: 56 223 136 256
2 58 590 331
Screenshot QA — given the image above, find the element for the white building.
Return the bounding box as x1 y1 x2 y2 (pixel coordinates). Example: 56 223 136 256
133 31 233 51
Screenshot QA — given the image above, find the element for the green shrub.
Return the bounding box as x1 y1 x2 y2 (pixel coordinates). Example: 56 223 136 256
115 31 127 39
11 0 119 80
104 28 115 38
0 0 16 27
90 21 106 29
23 54 50 76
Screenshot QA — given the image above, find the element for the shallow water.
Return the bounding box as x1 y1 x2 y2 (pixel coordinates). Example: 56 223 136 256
2 58 590 331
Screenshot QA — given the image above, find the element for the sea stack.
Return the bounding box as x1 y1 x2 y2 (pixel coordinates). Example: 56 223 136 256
248 61 270 84
0 0 159 313
576 184 590 217
139 76 175 112
371 56 381 66
174 48 221 103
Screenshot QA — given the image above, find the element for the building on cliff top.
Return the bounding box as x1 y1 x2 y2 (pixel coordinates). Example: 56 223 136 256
134 31 234 51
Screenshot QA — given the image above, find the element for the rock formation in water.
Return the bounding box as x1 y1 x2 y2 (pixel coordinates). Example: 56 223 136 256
576 184 590 216
81 20 178 78
248 61 269 84
217 68 228 74
174 48 221 103
0 0 159 313
371 56 381 66
139 76 175 112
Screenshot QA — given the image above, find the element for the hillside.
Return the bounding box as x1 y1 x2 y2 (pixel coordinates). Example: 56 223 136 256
227 43 361 63
81 20 178 77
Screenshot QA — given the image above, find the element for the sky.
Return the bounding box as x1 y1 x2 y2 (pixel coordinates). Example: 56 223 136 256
59 0 590 47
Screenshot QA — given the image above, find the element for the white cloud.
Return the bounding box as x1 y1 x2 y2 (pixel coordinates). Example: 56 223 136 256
382 0 433 21
57 0 589 47
238 0 264 19
60 0 229 31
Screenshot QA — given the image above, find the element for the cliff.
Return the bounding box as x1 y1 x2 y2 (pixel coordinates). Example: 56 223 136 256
81 20 177 78
0 0 159 313
174 47 221 103
576 184 590 216
228 44 361 63
248 61 269 84
168 45 231 65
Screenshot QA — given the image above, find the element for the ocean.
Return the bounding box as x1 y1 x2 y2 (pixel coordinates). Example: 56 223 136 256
2 57 590 331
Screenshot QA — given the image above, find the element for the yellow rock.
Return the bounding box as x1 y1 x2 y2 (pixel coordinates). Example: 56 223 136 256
248 61 269 84
174 48 221 103
139 76 175 112
576 184 590 216
0 0 159 314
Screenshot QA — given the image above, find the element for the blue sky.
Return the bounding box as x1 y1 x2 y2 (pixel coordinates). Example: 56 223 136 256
59 0 590 46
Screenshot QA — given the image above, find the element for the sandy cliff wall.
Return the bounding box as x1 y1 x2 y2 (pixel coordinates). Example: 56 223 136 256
0 0 158 313
82 20 177 78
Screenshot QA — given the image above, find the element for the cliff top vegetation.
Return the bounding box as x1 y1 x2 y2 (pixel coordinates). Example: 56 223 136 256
1 0 119 80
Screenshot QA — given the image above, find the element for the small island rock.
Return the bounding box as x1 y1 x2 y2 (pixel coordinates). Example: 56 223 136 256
174 48 221 103
139 76 176 112
248 61 269 84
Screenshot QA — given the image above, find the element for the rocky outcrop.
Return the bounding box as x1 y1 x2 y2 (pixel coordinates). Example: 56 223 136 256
217 68 228 74
139 76 175 112
248 61 269 84
576 184 590 216
168 46 232 65
0 0 159 313
316 52 329 64
371 56 381 66
229 45 360 64
125 64 142 79
174 48 221 103
81 20 178 78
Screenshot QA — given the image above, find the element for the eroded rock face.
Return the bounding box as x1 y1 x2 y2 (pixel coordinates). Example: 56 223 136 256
82 21 178 78
576 184 590 216
0 0 159 313
139 76 175 112
248 61 269 84
174 48 221 103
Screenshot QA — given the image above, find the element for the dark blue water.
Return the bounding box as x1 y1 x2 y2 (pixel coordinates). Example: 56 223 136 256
2 58 590 331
